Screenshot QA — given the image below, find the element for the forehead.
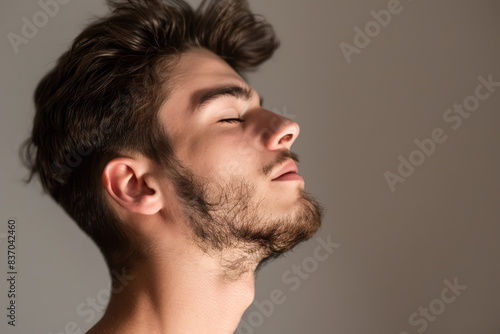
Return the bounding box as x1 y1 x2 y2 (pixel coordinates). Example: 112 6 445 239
170 47 246 91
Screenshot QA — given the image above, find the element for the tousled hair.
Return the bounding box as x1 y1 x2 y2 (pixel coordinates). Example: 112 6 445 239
21 0 279 273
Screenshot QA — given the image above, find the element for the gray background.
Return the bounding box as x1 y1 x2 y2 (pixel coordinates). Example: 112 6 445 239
1 0 499 333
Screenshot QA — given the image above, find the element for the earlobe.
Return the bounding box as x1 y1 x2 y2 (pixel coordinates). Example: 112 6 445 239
102 157 162 215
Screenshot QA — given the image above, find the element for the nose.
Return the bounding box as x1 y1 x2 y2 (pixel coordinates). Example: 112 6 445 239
259 110 300 151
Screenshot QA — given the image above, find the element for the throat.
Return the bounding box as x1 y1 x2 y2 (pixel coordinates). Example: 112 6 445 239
88 250 257 334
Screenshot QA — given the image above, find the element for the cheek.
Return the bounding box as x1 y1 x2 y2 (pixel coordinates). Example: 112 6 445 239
176 120 262 177
198 136 259 179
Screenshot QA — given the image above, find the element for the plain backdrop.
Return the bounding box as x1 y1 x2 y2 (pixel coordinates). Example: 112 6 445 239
1 0 499 333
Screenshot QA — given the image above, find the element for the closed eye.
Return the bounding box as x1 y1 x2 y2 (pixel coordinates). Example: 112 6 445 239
219 118 245 123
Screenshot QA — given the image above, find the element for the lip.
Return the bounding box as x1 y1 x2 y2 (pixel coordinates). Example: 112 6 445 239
272 172 304 182
271 160 303 181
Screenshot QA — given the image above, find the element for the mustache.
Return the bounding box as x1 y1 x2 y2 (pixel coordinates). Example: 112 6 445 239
262 150 300 177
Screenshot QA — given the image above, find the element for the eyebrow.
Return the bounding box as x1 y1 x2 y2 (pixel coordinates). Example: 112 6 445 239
191 85 263 113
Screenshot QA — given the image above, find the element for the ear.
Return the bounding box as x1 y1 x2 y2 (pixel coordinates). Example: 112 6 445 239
102 157 162 215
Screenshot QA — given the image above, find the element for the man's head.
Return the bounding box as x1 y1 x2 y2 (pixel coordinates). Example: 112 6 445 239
22 0 323 277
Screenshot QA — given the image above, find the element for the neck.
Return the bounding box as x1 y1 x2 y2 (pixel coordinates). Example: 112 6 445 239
88 237 257 334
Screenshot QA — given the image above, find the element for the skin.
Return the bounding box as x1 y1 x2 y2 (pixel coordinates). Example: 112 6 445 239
87 47 321 334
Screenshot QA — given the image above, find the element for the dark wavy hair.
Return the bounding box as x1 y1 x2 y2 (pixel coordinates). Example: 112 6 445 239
21 0 279 273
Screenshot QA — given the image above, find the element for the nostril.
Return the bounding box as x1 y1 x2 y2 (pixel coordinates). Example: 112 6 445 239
281 133 293 142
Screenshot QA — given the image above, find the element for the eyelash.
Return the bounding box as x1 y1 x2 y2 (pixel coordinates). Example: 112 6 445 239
219 118 245 123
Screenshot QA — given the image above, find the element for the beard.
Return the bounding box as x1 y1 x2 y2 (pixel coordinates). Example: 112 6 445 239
166 151 324 277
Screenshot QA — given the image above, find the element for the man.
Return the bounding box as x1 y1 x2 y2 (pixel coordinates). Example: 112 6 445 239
21 0 324 332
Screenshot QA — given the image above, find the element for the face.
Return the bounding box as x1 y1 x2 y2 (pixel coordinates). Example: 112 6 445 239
158 48 323 271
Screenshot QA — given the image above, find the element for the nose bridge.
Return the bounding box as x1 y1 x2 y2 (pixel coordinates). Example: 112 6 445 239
258 108 300 150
